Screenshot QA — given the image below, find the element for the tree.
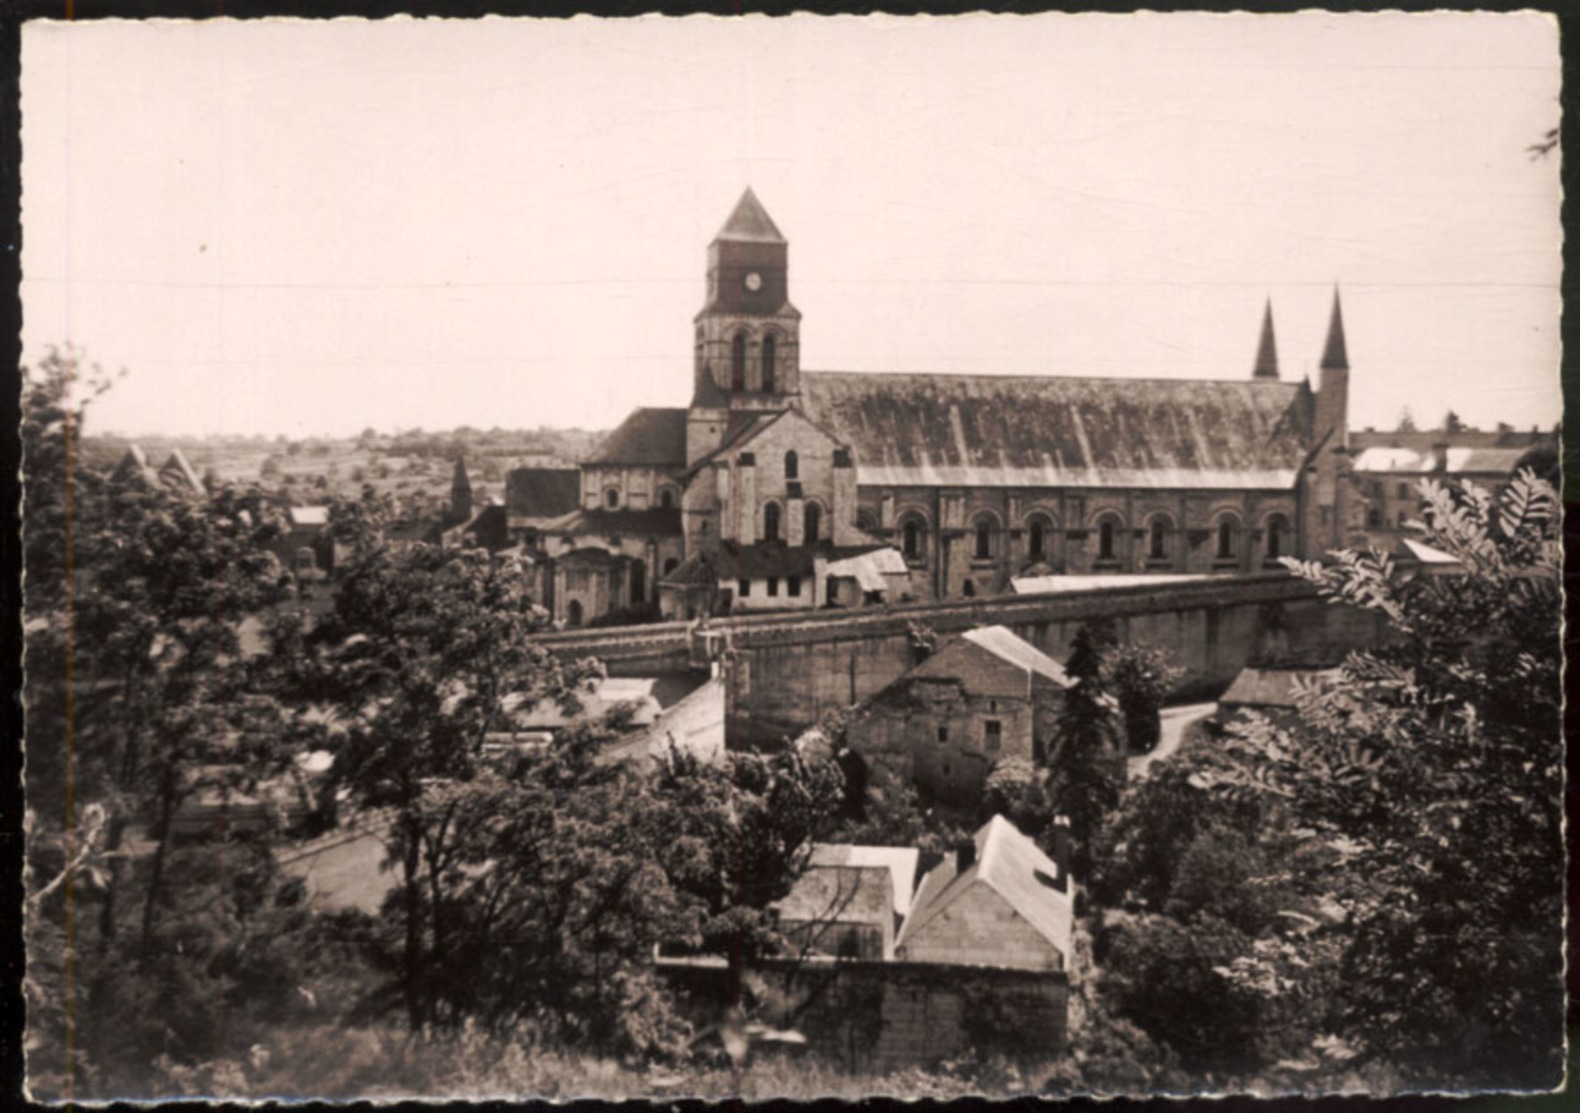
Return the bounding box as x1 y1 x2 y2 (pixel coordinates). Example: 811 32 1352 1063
1101 642 1182 754
1047 623 1123 874
1098 470 1563 1090
22 351 315 1099
1395 406 1418 433
300 539 583 1032
1440 408 1465 434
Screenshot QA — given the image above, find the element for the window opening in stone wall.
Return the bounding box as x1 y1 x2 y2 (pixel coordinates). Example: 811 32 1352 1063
763 501 782 543
767 576 779 597
1149 519 1170 560
937 725 949 743
1098 519 1116 561
903 518 922 561
659 487 675 509
787 576 801 597
985 720 1002 751
605 488 619 509
738 578 751 598
974 517 994 560
1367 508 1382 529
804 502 821 543
1266 517 1285 560
663 557 679 575
1217 520 1237 559
963 578 976 598
731 333 746 391
566 600 583 626
762 335 776 393
1028 518 1046 559
784 449 798 480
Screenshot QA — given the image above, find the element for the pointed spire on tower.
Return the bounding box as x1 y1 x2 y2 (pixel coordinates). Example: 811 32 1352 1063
715 187 785 243
1320 286 1349 370
1252 298 1280 380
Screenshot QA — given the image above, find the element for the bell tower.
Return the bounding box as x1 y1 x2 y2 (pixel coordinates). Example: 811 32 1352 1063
693 188 802 410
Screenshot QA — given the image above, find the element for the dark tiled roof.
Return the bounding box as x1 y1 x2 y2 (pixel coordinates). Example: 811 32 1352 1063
557 546 633 569
506 467 581 523
715 187 785 244
542 506 683 538
709 541 816 579
585 408 688 467
800 372 1312 490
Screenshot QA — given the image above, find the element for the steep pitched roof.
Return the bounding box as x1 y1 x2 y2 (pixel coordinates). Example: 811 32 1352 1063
715 187 785 244
800 371 1311 490
776 866 896 933
505 467 581 524
541 506 683 538
959 625 1074 688
1252 299 1279 380
584 408 688 467
897 815 1073 963
803 844 921 919
1219 666 1340 710
1320 288 1348 370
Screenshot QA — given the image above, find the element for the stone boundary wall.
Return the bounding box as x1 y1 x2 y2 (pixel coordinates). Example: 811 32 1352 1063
535 573 1383 730
658 957 1070 1071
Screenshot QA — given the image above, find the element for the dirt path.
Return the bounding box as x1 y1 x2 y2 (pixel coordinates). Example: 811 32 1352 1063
1128 702 1217 780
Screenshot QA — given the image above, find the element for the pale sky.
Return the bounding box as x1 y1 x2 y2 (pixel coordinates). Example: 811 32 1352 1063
20 13 1562 439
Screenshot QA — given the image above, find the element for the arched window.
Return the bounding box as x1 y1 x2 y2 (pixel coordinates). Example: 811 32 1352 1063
900 515 926 562
566 600 584 627
604 488 620 510
962 578 976 598
1216 519 1239 560
1265 515 1287 562
803 501 822 544
658 487 676 510
763 501 782 543
973 514 997 561
730 333 747 391
1149 517 1171 561
784 449 798 480
1098 518 1117 562
761 335 776 393
856 508 879 535
1027 517 1048 560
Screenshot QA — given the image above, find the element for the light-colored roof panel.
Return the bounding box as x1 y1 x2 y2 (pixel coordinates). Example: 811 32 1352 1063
807 844 920 918
897 815 1074 962
1012 573 1215 595
959 625 1072 688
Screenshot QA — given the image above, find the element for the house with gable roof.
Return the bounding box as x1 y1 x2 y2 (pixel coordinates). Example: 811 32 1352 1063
845 624 1074 805
896 814 1075 973
774 844 920 961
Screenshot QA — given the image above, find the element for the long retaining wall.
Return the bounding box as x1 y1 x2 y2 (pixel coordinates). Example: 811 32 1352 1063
535 573 1384 733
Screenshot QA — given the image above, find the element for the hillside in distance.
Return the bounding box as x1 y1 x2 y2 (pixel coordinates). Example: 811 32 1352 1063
78 425 610 508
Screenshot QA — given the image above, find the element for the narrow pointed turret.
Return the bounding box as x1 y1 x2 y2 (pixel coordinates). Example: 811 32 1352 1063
1320 287 1348 370
1252 298 1280 380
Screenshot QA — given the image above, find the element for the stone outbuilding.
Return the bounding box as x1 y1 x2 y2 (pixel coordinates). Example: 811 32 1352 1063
895 814 1075 973
774 844 920 961
846 625 1072 806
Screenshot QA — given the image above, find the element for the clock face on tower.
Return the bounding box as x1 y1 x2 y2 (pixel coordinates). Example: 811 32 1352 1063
744 271 762 293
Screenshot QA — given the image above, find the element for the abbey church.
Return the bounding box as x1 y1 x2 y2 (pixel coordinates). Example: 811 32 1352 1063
525 189 1360 626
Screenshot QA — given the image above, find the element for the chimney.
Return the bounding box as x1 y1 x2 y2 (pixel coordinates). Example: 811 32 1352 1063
1431 441 1449 474
955 839 976 875
1051 815 1072 892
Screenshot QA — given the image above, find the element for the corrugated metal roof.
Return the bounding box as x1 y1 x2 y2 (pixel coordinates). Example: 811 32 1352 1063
897 815 1073 964
800 371 1310 490
584 407 688 466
